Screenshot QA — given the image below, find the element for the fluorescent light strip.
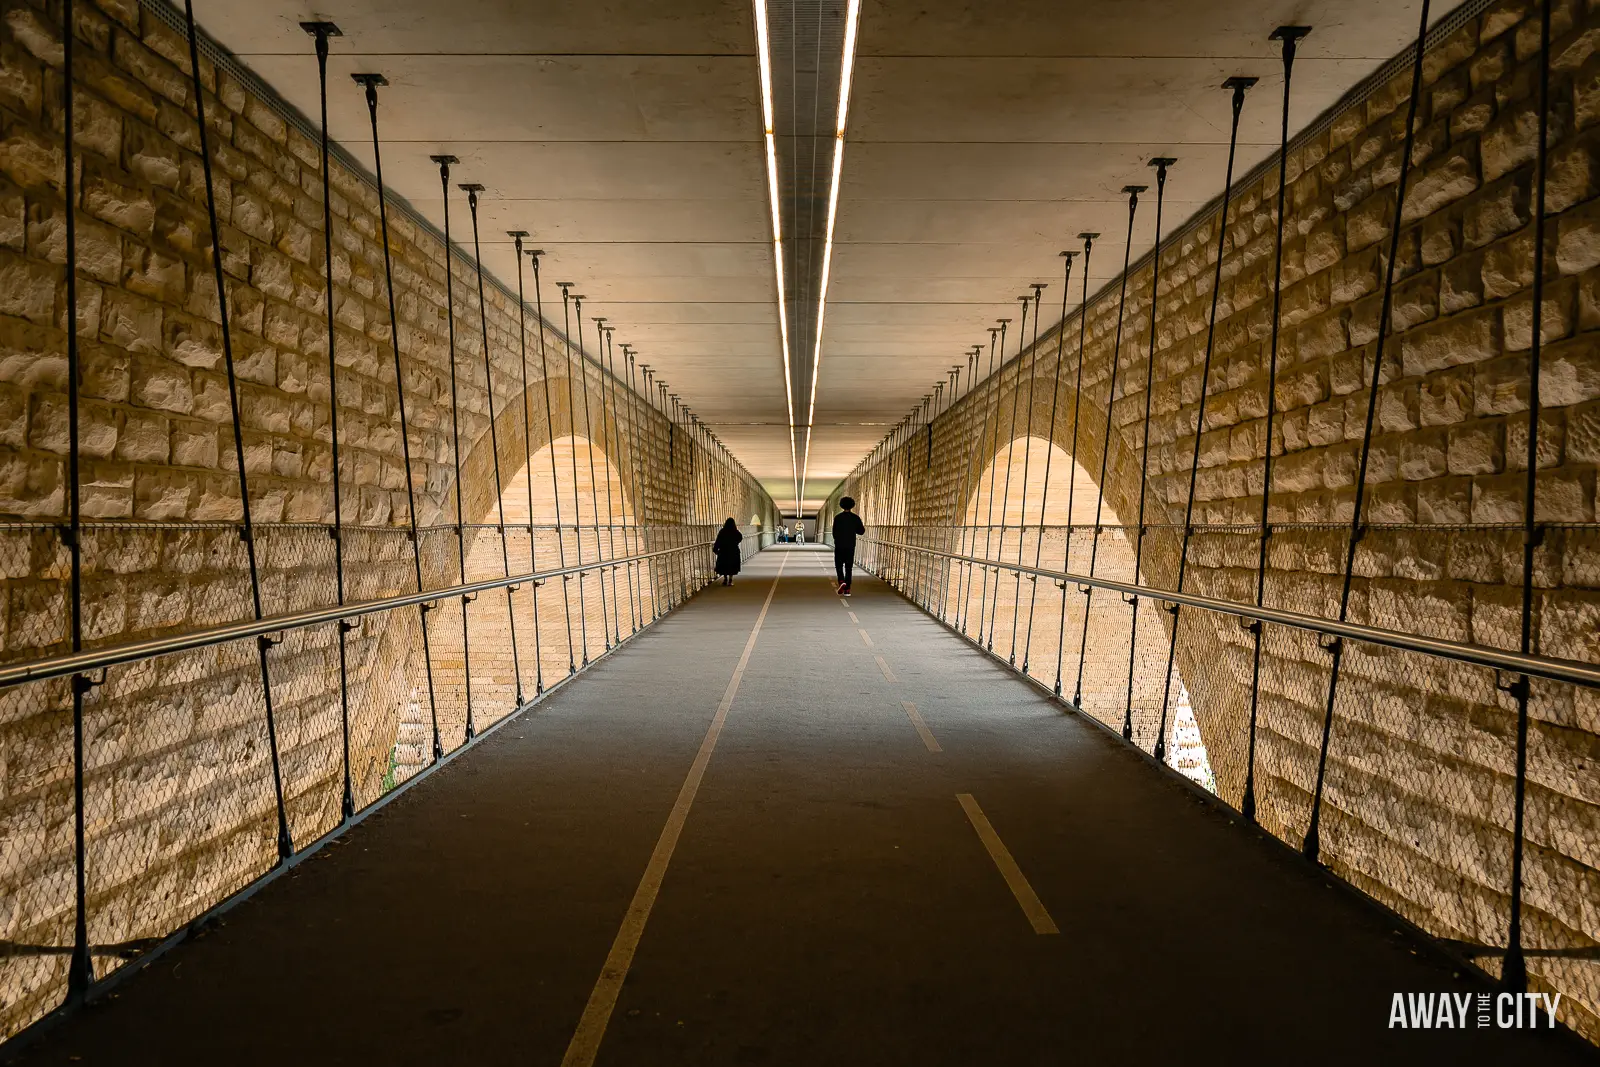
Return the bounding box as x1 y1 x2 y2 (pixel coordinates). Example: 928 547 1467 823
798 0 861 509
752 0 802 512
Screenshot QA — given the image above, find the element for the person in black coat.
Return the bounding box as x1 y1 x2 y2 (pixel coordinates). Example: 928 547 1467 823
831 497 865 595
713 518 744 585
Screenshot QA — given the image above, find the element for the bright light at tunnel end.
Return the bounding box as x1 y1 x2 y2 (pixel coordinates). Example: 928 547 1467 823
753 0 802 512
799 0 861 511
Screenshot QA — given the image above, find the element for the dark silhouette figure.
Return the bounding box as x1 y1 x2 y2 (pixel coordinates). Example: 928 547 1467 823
831 498 865 596
713 518 743 585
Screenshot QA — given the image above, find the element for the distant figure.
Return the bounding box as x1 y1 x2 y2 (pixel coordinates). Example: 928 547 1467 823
794 523 805 545
832 497 865 596
778 523 789 543
713 518 743 586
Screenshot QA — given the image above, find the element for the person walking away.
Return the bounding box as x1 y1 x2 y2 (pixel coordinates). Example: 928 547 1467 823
713 518 744 586
831 498 865 596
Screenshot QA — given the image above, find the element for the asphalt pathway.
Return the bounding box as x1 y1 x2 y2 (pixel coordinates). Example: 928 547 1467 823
8 547 1592 1066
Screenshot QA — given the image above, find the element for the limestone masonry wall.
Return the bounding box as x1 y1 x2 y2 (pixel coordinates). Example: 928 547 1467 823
0 0 774 1040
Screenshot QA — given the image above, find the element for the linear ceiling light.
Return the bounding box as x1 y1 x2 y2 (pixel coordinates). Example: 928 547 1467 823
799 0 862 509
753 0 801 512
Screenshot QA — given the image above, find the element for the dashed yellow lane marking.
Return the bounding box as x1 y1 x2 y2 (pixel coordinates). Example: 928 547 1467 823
874 655 898 684
957 793 1059 936
560 556 789 1067
847 611 859 624
859 629 874 647
901 701 941 753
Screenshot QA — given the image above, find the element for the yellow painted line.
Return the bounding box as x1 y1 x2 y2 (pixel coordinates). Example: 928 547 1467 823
901 701 941 753
956 793 1059 935
874 655 897 684
560 555 789 1067
847 611 859 624
859 629 874 647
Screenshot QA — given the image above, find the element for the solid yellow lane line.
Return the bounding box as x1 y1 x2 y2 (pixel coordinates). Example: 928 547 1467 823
559 555 789 1067
956 793 1059 935
901 701 942 753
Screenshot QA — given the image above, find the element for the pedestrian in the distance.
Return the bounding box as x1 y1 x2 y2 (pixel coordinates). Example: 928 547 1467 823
831 498 865 596
713 518 743 586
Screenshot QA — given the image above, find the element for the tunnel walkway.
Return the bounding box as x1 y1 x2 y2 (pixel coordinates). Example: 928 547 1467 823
9 548 1589 1066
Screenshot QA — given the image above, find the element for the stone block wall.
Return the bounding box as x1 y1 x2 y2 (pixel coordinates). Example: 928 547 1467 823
835 0 1600 1040
0 0 775 1041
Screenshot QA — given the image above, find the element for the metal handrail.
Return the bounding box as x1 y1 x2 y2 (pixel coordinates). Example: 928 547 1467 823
0 541 714 690
862 537 1600 690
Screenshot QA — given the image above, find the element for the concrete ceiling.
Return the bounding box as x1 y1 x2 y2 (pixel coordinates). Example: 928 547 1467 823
199 0 1458 513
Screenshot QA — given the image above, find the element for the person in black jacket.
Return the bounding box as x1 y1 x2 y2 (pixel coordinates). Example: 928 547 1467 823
713 518 743 585
830 498 865 596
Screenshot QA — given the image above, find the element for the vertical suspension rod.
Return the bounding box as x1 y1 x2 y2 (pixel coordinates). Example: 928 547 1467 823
959 336 1002 634
977 319 1012 644
1121 158 1174 744
461 185 525 706
1303 8 1425 863
308 23 355 819
1010 283 1047 665
510 236 546 694
1074 185 1144 707
1155 79 1254 764
536 260 577 674
192 1 293 864
63 0 92 999
356 73 441 759
1055 233 1096 695
1025 254 1074 676
558 285 591 664
574 298 612 651
1243 31 1308 822
432 156 476 741
1503 0 1552 994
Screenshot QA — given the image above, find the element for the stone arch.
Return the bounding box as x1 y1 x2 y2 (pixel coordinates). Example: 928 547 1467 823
411 432 660 779
943 434 1214 786
905 355 1253 806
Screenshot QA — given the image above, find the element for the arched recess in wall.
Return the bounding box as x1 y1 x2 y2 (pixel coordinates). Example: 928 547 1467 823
392 435 653 785
863 471 906 529
949 435 1214 791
